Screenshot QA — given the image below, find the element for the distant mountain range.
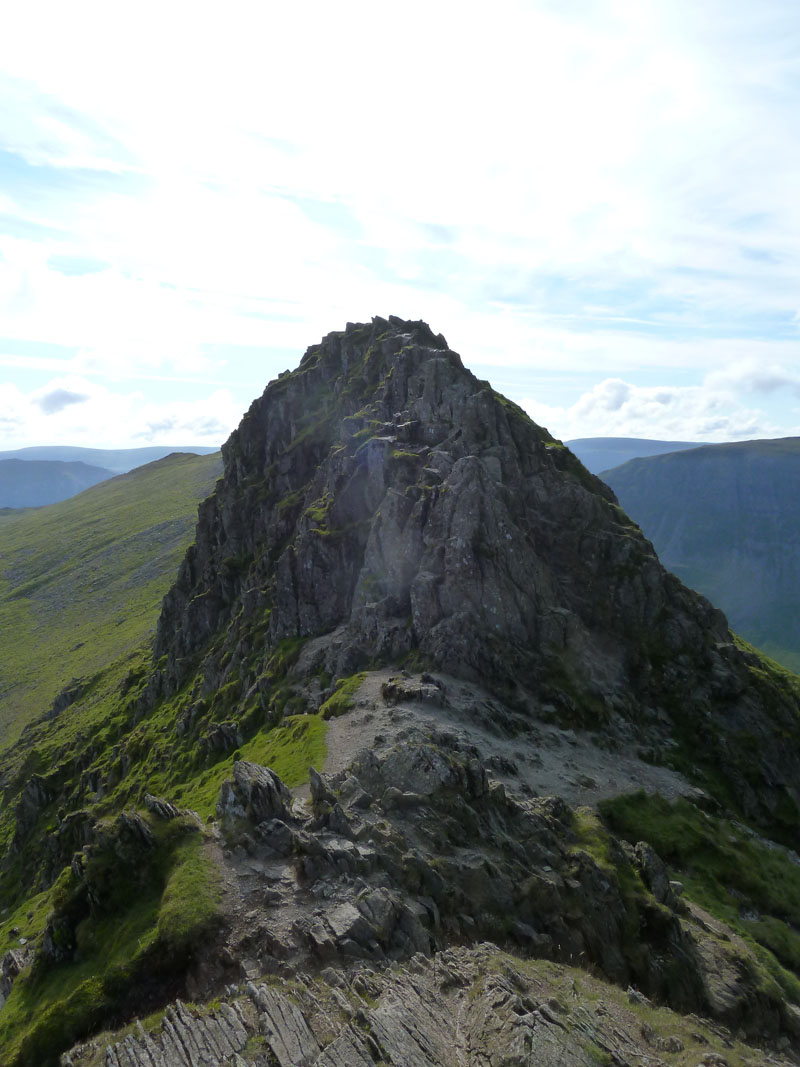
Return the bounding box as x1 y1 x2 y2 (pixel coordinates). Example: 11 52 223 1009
0 445 219 508
566 436 700 474
602 437 800 672
0 459 113 508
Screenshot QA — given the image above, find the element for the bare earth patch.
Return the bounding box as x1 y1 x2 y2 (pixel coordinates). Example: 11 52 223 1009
322 668 695 810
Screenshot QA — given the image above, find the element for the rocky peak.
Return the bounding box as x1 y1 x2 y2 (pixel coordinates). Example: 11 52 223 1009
148 316 799 832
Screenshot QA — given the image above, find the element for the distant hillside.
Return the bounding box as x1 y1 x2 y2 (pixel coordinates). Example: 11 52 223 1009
0 450 222 748
0 458 114 508
0 444 219 475
567 436 700 473
604 437 800 671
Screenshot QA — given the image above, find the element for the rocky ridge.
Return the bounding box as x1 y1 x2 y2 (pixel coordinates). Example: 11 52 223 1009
3 317 800 1066
58 685 800 1065
151 316 798 833
65 947 799 1067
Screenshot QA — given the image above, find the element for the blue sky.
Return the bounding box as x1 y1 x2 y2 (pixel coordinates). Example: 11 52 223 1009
1 0 800 449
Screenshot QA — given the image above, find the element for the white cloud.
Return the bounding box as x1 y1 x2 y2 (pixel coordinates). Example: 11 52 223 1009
0 376 240 450
35 385 88 414
1 0 800 447
706 360 800 396
523 372 796 443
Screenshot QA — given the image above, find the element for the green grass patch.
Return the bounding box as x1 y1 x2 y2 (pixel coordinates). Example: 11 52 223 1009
733 634 800 704
277 489 304 511
571 807 651 919
600 790 800 998
156 835 224 955
320 673 367 720
304 494 331 524
0 452 222 752
0 887 54 958
177 712 328 818
492 390 537 428
571 807 616 870
0 817 224 1067
600 791 800 926
266 636 307 679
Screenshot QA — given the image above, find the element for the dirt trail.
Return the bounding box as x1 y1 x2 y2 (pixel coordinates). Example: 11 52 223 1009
322 668 695 809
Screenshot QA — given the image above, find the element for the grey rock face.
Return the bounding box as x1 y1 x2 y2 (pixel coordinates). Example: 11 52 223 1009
12 773 53 844
48 678 86 720
40 809 95 888
202 720 243 755
96 999 251 1067
217 761 292 826
68 945 800 1067
145 316 800 832
144 794 181 820
634 840 680 911
210 746 790 1043
0 948 27 1008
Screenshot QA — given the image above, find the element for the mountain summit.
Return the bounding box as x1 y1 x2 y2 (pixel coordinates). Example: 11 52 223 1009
152 315 797 831
2 317 800 1066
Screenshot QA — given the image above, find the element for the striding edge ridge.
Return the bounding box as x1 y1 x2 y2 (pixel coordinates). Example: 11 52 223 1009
144 315 799 832
10 316 799 1067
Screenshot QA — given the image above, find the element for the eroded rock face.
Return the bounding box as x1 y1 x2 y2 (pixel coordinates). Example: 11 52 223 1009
217 761 293 827
153 318 665 695
12 774 53 843
142 316 800 832
206 743 797 1048
64 945 800 1067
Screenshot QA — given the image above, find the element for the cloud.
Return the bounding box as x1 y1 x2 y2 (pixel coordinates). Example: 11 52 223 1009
36 386 88 414
706 361 800 396
0 383 28 429
0 377 240 450
1 0 800 445
522 373 793 443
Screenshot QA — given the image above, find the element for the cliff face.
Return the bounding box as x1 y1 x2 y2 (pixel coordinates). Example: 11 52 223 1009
150 316 798 832
155 316 687 695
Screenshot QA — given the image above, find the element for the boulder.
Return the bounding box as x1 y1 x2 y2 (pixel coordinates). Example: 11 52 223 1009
634 841 679 910
217 761 292 826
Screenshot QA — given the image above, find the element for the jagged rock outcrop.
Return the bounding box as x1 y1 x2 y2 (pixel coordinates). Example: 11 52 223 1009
208 727 797 1044
0 950 27 1011
12 774 53 842
147 316 799 833
217 761 293 827
63 945 799 1067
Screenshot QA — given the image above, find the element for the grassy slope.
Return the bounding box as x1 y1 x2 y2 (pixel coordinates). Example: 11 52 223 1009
0 452 223 750
0 448 334 1065
0 452 230 1064
600 791 800 1005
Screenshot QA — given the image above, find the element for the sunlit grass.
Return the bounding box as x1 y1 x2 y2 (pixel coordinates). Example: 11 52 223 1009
0 452 222 750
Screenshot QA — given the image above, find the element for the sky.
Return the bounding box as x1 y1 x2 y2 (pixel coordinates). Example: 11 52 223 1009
1 0 800 451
